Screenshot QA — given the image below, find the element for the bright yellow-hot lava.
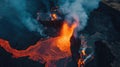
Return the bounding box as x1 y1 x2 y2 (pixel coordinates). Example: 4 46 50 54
57 21 77 52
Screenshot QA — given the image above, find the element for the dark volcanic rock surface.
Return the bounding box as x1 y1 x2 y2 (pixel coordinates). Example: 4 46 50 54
102 0 120 11
83 2 120 67
0 0 120 67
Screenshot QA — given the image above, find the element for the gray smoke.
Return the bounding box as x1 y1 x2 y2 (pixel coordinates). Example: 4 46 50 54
0 0 100 36
59 0 100 31
0 0 45 36
11 0 45 35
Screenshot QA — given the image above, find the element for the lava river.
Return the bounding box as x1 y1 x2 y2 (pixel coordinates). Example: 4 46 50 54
0 21 77 67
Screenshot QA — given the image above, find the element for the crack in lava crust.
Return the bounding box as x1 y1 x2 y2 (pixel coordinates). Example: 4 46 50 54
0 21 77 67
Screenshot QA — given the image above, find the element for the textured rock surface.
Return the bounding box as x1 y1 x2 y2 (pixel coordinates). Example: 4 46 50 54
102 0 120 11
84 2 120 67
0 0 120 67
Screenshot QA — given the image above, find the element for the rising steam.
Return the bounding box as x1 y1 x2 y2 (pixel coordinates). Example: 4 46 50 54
0 0 100 36
0 0 101 67
0 0 45 36
59 0 100 31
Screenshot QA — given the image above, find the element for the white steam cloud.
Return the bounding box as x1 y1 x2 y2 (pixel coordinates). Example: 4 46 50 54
0 0 100 36
59 0 100 31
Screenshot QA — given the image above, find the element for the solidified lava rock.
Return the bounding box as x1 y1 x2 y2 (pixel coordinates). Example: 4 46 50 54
83 1 120 67
94 41 114 67
0 1 120 67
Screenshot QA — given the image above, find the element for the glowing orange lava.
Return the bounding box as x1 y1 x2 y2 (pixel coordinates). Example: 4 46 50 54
51 13 57 21
78 59 84 67
81 50 86 56
0 21 77 67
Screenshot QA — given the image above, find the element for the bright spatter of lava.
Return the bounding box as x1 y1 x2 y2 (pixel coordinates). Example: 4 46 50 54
0 21 77 67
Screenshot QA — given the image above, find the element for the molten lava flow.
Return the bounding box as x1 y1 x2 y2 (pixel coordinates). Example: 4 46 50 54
0 21 77 67
78 58 84 67
78 35 94 67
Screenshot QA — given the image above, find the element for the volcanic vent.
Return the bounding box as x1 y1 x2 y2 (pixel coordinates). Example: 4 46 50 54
1 0 115 67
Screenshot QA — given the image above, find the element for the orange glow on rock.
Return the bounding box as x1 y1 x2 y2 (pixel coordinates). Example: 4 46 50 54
81 50 86 56
0 21 77 67
78 58 84 67
51 13 57 21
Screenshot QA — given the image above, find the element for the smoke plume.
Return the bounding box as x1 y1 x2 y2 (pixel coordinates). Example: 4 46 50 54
0 0 45 36
59 0 100 31
0 0 100 36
